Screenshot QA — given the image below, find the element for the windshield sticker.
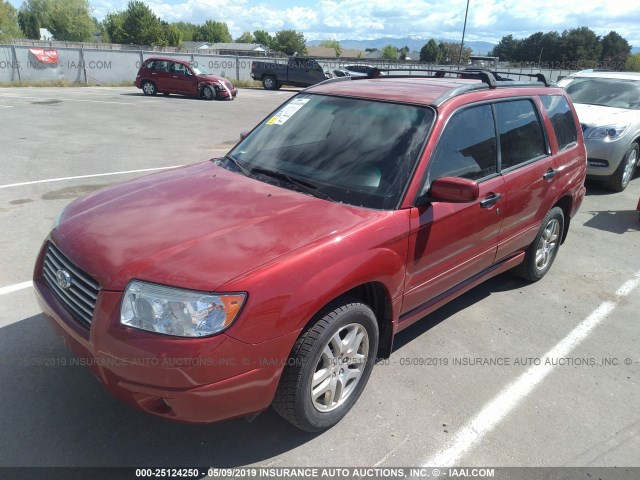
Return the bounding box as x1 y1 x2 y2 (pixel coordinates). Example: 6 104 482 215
266 98 310 125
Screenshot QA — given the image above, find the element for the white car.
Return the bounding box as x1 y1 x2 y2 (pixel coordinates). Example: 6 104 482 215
558 71 640 191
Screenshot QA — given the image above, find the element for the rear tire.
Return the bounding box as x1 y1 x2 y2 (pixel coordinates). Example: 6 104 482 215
141 81 157 96
604 142 638 192
514 207 564 282
272 299 379 432
262 76 277 90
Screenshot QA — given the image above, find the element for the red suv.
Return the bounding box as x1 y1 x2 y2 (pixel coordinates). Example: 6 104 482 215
34 72 586 432
134 57 238 100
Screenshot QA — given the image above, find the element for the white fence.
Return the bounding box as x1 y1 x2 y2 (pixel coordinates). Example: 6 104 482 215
0 44 579 84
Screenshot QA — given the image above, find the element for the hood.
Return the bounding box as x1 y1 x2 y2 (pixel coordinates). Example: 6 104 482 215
573 103 636 127
53 162 377 291
200 74 229 84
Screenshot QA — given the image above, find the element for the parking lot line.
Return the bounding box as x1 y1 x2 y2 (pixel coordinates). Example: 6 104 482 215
423 270 640 468
0 165 184 190
0 93 137 105
0 281 33 295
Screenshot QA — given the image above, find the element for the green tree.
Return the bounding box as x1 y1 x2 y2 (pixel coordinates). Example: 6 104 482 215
102 11 125 43
18 10 40 39
253 29 272 48
235 31 254 43
164 23 182 47
1 0 24 41
437 41 449 63
398 45 409 60
19 0 94 41
193 19 231 43
626 52 640 72
419 39 439 62
381 44 397 60
272 29 307 55
172 21 197 42
320 39 342 57
489 34 520 61
600 31 630 66
561 27 601 66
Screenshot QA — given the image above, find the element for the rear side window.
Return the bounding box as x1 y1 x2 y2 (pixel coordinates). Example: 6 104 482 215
145 60 156 69
494 100 546 169
540 95 578 151
428 104 497 183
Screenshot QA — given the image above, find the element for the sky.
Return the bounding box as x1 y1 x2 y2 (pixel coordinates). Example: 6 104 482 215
9 0 640 47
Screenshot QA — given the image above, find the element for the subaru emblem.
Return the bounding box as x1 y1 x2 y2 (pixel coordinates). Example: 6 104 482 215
56 269 72 290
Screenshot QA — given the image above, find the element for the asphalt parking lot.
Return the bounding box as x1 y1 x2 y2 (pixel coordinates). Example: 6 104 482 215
0 86 639 471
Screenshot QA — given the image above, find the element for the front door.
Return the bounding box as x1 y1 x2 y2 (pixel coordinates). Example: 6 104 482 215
402 103 505 320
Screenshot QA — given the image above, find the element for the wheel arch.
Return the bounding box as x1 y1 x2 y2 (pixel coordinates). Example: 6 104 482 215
553 195 573 244
295 282 394 360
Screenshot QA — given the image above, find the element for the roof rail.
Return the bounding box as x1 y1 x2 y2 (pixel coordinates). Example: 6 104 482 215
492 70 551 86
379 68 498 88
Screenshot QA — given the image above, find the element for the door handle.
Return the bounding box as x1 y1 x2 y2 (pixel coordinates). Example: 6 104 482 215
543 168 557 181
480 193 502 208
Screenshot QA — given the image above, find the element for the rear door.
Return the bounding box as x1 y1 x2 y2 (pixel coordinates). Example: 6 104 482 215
494 98 558 261
150 60 171 92
402 103 505 319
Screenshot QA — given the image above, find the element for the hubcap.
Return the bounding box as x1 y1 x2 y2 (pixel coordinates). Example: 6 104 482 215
622 148 637 187
143 83 154 95
204 88 213 99
535 218 560 271
265 78 274 88
311 323 369 412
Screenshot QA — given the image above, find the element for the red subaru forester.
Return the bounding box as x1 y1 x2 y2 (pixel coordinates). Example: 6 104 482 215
35 72 586 432
134 57 237 100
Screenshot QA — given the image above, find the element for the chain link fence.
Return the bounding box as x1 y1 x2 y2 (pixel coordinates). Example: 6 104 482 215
0 44 579 84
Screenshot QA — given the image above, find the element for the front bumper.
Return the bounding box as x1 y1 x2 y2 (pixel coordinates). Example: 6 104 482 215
33 244 296 424
584 135 632 178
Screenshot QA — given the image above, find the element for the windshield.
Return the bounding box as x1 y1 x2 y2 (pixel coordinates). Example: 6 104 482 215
225 94 434 209
191 64 209 75
562 77 640 109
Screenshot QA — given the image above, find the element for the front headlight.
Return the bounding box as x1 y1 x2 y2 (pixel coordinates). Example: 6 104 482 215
587 124 629 141
120 280 246 337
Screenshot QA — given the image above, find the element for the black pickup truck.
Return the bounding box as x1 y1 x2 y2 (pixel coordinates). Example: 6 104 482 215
250 57 331 90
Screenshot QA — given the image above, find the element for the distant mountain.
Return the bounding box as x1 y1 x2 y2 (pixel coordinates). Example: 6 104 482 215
308 36 496 55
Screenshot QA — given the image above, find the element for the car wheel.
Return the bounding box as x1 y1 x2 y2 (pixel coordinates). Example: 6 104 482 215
202 85 215 100
272 299 379 432
604 142 638 192
514 207 564 282
141 81 157 96
262 76 277 90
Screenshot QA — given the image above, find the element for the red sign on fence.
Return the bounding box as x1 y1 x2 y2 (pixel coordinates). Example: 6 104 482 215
29 48 59 64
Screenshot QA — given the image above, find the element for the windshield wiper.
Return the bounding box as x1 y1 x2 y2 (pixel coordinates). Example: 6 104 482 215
251 167 334 202
222 155 252 177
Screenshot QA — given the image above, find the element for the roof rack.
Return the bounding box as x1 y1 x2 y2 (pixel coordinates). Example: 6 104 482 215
316 68 552 107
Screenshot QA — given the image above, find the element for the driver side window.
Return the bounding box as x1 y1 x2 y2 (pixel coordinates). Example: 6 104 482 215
427 104 497 186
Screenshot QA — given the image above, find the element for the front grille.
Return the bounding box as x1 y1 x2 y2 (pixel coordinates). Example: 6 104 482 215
42 244 100 326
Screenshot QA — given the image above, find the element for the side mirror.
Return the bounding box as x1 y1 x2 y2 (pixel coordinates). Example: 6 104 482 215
240 130 250 140
427 176 480 203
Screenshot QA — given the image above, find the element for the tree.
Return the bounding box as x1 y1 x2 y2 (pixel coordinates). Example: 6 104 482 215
626 52 640 72
272 29 307 55
1 0 23 41
398 45 409 60
102 11 125 43
600 31 630 66
381 44 397 60
320 39 342 57
172 21 198 42
489 34 519 61
560 27 601 67
19 0 94 41
193 19 231 43
437 41 449 63
104 1 166 45
253 29 272 48
164 23 182 47
420 39 439 62
235 31 254 43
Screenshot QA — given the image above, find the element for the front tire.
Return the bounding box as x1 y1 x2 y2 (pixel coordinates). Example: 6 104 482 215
272 299 379 432
262 76 277 90
514 207 564 282
202 85 215 100
141 81 157 96
604 142 638 192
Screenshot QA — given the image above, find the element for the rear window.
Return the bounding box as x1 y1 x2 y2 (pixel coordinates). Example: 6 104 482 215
540 95 578 151
494 100 547 170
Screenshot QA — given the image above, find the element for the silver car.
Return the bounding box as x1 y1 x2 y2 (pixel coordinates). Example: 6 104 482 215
558 71 640 191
